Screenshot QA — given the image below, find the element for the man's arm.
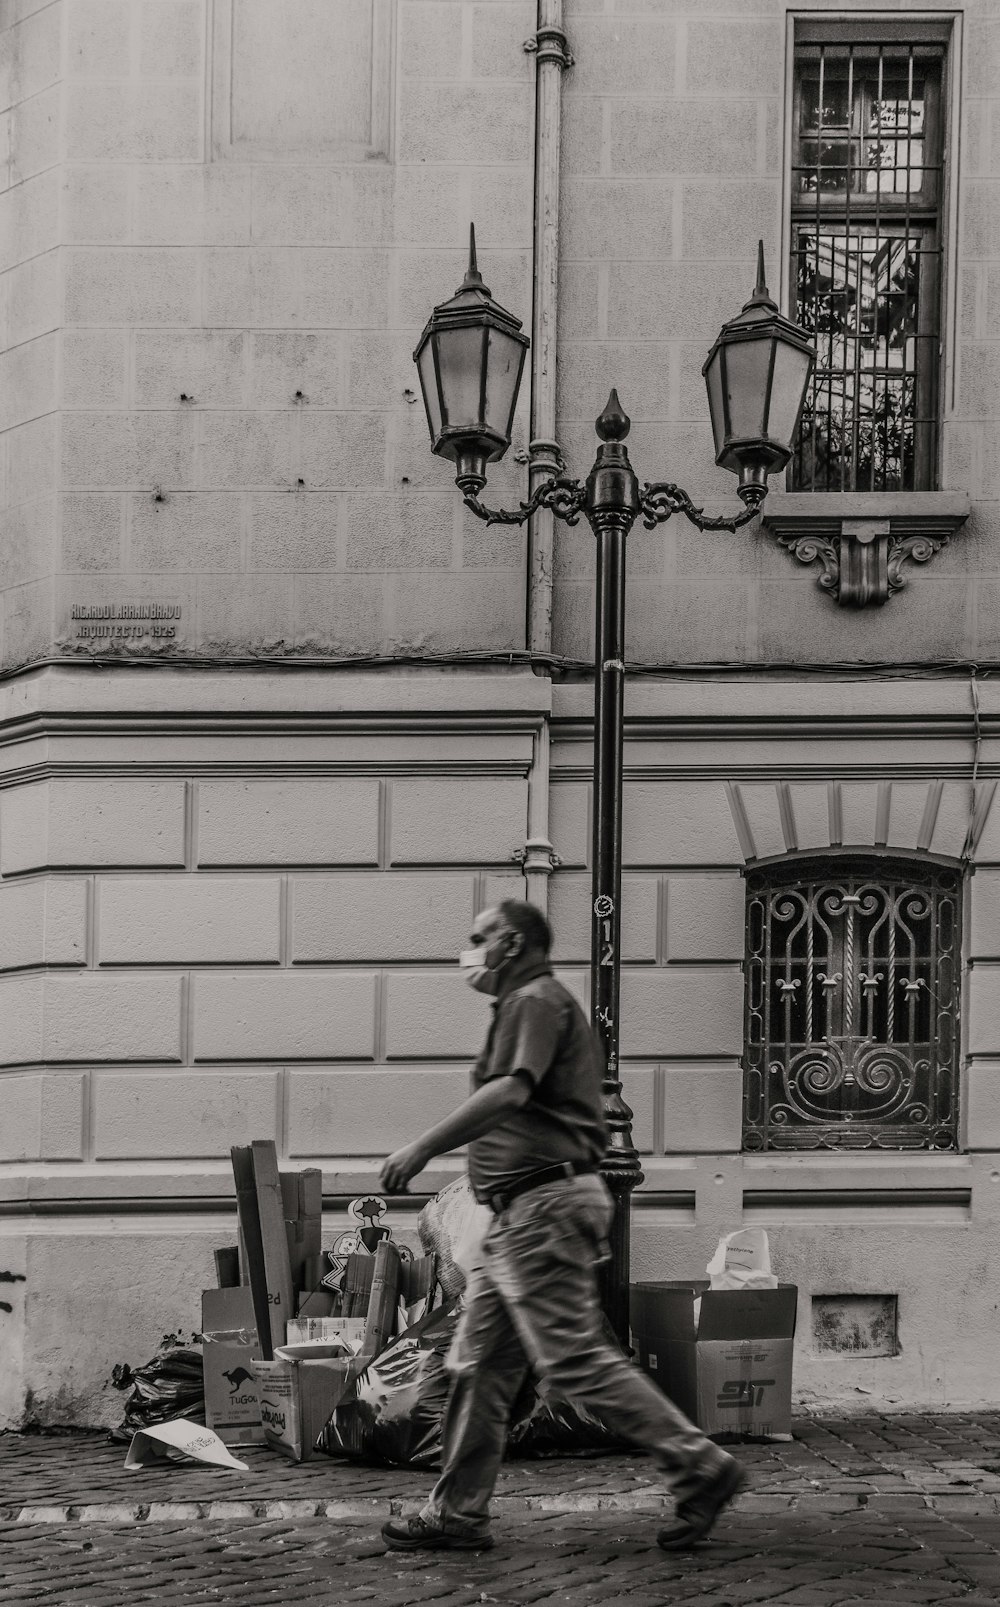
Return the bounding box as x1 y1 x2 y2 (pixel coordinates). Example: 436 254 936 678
379 1073 531 1192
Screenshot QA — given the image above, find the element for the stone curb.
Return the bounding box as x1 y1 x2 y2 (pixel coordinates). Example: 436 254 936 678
6 1491 1000 1525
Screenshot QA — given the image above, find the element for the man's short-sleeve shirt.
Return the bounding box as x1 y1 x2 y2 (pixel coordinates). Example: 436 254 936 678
467 960 608 1201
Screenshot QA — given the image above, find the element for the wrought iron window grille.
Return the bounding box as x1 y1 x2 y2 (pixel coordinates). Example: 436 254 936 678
743 853 961 1152
762 28 966 605
790 40 945 497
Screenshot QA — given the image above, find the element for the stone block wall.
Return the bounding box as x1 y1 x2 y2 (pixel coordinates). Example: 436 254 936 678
0 0 537 673
4 703 982 1179
4 1 1000 1422
4 670 1000 1417
6 0 1000 672
0 754 534 1168
1 0 62 668
544 679 1000 1404
555 0 1000 665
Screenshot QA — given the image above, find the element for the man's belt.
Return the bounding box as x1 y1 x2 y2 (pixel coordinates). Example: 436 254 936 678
487 1159 597 1215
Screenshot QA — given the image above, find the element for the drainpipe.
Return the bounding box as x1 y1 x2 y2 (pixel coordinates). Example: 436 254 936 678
521 720 560 910
521 1 572 913
525 0 572 660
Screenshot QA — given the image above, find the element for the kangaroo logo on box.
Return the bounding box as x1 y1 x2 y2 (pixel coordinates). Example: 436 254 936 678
717 1378 775 1409
223 1366 254 1394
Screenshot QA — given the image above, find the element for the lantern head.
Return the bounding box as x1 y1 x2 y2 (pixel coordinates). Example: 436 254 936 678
413 225 529 495
702 242 815 508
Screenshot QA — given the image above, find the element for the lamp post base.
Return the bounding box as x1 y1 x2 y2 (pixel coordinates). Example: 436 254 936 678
599 1167 642 1348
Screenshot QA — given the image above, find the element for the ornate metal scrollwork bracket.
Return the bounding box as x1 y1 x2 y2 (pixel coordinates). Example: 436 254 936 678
464 472 763 534
639 482 762 533
763 496 970 607
462 475 587 528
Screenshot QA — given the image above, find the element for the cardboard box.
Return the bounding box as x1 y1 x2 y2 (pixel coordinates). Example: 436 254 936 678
285 1316 366 1346
630 1282 798 1440
252 1344 354 1462
201 1287 265 1446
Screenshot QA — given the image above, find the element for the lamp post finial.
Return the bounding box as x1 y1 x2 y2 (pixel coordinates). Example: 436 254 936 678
755 238 767 299
460 222 487 294
596 389 630 443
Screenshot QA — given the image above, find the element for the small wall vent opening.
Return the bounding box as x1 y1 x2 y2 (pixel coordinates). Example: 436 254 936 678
812 1294 898 1357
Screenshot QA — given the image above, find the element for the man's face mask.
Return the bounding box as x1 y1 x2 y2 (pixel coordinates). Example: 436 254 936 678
459 929 516 995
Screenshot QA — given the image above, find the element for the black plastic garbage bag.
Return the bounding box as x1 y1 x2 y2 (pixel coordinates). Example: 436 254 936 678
317 1299 628 1468
316 1301 458 1468
108 1343 205 1443
508 1380 629 1457
508 1311 630 1457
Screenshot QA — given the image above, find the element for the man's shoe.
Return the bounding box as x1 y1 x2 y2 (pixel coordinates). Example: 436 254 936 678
381 1514 495 1552
656 1458 748 1551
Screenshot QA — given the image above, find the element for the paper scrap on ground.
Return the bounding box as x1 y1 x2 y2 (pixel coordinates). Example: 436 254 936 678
124 1418 250 1472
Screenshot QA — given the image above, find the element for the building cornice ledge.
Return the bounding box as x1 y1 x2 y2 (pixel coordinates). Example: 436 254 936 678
0 663 554 729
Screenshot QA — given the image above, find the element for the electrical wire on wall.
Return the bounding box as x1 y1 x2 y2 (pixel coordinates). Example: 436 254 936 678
15 652 1000 682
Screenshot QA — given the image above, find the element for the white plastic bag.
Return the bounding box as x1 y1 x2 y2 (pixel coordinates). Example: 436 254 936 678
452 1199 492 1276
706 1227 778 1291
418 1175 490 1294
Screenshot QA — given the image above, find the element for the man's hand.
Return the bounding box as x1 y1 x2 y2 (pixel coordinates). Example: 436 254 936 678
380 1142 429 1194
379 1075 530 1194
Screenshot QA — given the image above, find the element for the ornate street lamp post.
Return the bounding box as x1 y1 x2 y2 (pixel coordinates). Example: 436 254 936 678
414 229 814 1345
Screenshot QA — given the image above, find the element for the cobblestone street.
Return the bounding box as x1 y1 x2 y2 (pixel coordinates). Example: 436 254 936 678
2 1415 1000 1604
5 1508 1000 1607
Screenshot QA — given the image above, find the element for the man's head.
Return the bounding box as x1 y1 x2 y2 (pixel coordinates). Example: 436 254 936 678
460 900 552 993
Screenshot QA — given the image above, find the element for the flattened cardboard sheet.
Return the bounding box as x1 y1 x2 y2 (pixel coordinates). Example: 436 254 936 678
202 1287 264 1445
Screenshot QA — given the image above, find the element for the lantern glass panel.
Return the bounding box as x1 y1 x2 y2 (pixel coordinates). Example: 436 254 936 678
704 348 727 456
722 337 770 442
416 339 442 441
435 325 487 430
483 327 525 441
765 338 813 451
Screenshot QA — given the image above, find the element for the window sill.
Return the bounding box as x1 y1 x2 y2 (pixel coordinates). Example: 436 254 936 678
761 492 971 607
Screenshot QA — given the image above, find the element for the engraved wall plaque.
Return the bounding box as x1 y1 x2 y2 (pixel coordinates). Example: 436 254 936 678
67 601 185 650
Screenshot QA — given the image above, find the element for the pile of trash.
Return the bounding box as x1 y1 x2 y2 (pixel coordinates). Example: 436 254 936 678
111 1142 795 1471
111 1151 625 1469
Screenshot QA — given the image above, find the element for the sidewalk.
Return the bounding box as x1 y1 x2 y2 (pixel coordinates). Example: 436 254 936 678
4 1415 1000 1606
4 1411 1000 1522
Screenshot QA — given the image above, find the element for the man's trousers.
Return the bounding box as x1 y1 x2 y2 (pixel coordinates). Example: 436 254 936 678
421 1172 732 1535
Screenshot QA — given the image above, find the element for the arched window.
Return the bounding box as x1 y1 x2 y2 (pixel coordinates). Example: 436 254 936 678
743 853 961 1151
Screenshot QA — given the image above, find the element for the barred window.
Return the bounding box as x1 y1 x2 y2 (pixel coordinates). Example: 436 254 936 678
790 32 946 492
743 855 961 1152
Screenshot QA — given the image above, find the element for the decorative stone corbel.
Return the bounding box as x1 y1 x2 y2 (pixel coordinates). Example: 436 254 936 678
762 493 970 607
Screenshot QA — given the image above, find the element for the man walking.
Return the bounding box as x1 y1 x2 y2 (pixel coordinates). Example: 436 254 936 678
379 899 746 1553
